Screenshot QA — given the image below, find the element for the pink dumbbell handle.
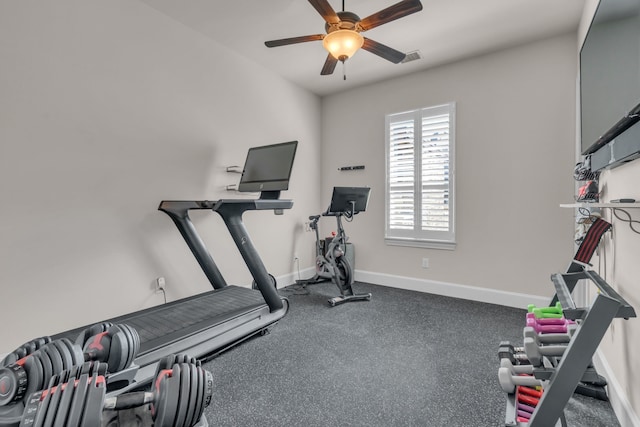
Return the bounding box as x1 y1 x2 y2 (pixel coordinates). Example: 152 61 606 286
526 316 567 333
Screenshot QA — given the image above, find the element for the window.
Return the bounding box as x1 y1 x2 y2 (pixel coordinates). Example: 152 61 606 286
385 103 455 249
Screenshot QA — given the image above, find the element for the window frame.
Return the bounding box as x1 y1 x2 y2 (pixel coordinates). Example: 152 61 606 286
384 102 456 250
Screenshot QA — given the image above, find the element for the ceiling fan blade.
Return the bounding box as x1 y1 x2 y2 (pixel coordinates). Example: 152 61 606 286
358 0 423 32
265 34 324 48
320 54 338 75
308 0 340 24
362 38 406 63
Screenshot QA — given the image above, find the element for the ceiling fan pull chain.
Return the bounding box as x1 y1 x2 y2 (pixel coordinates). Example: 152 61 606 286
343 60 347 80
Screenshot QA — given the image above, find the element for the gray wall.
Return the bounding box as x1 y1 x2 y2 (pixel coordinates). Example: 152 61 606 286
321 34 577 300
0 0 322 350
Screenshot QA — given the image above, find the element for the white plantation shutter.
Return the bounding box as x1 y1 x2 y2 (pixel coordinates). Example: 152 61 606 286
388 117 415 230
385 103 455 249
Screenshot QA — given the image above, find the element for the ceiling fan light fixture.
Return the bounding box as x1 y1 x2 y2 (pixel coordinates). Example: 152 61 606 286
322 30 364 61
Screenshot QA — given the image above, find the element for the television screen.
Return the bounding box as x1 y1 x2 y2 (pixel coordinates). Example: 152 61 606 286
238 141 298 195
580 0 640 155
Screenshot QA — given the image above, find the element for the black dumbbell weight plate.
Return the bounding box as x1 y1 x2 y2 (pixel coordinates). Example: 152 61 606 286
52 373 77 427
81 374 106 427
153 367 180 427
41 345 64 379
106 326 128 373
36 349 54 389
42 375 66 427
59 338 85 369
174 363 194 427
23 355 45 400
184 363 201 427
192 363 205 427
51 341 73 373
118 324 139 371
1 337 51 367
66 374 90 427
117 325 134 372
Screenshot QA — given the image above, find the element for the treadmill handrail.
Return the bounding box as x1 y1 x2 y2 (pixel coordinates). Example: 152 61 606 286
158 199 293 312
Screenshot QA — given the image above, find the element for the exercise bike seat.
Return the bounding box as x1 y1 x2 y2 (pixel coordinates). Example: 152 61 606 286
308 215 320 221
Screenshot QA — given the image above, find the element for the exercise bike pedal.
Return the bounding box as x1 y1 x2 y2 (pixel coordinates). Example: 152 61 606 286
328 293 372 307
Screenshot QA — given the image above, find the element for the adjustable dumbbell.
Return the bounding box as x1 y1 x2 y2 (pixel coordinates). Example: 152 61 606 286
19 361 108 427
21 355 214 427
498 341 529 365
128 354 213 427
0 338 85 408
528 302 564 318
0 323 139 409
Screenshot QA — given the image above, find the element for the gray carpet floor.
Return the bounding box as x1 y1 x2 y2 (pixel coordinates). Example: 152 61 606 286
202 281 620 426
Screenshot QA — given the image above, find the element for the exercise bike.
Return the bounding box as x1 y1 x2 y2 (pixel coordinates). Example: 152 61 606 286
296 187 372 306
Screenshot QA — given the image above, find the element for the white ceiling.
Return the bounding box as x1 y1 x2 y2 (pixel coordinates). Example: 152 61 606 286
139 0 586 96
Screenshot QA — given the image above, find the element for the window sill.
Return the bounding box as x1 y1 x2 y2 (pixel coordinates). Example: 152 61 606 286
385 237 456 250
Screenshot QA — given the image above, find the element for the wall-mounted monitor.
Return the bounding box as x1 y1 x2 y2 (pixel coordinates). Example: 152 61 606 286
580 0 640 157
238 140 298 199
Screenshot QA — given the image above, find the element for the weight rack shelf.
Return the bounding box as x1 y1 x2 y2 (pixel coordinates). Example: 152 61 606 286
504 269 636 427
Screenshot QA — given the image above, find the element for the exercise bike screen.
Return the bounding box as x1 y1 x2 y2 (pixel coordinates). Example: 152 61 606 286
329 187 371 214
238 141 298 193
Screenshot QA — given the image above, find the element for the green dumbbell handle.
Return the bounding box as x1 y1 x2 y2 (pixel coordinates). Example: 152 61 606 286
527 302 563 317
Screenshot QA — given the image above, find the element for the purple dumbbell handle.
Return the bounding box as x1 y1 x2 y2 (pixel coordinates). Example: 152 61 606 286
518 401 536 414
517 409 532 419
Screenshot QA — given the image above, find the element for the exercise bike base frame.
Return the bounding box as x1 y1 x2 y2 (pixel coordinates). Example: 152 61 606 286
328 293 372 307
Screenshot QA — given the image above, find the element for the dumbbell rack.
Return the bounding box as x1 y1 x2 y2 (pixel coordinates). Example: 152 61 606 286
504 268 636 426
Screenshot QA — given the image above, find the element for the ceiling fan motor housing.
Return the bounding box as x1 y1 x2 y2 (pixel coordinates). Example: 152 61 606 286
325 11 361 33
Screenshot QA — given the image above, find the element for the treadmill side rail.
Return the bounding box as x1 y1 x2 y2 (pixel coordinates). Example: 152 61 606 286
158 201 227 289
158 199 293 312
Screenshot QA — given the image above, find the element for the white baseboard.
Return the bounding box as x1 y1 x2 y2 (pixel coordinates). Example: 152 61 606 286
353 269 549 309
592 350 640 427
277 267 315 288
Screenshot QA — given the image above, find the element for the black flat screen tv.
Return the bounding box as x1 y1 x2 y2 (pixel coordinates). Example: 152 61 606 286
238 141 298 199
580 0 640 156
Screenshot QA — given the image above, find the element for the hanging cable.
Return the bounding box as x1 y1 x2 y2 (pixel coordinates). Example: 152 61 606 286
612 208 640 234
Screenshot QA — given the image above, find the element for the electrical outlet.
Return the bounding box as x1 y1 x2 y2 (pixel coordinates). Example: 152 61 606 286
156 277 166 292
304 222 311 232
422 258 429 269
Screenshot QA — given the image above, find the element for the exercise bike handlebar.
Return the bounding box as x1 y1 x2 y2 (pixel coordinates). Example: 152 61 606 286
321 208 358 218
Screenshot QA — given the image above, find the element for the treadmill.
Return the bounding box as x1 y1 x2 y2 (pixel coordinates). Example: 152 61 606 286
52 140 299 394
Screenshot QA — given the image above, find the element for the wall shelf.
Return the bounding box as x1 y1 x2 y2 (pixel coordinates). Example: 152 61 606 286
560 202 640 209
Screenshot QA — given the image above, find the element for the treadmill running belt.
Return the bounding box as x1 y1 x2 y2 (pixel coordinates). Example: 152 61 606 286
53 286 267 356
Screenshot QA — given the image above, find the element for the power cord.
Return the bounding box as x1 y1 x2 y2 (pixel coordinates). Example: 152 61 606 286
159 288 167 304
612 208 640 234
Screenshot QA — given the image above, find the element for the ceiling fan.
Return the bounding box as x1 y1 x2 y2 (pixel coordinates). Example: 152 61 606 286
264 0 423 77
